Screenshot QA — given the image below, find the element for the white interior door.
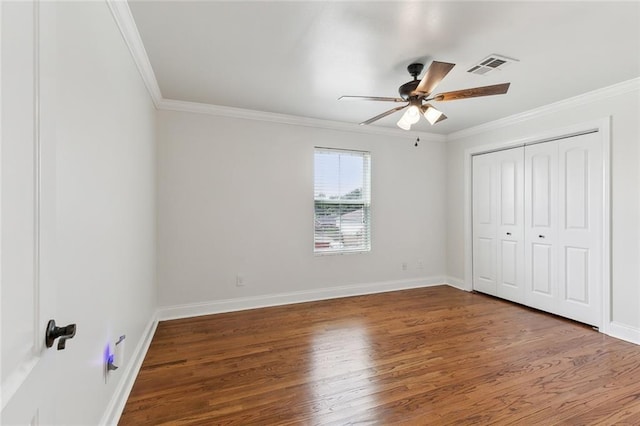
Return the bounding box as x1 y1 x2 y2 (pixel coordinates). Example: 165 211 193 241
473 130 604 327
2 2 63 423
524 142 559 314
495 148 525 303
473 148 525 301
556 132 603 325
524 132 603 326
472 153 497 296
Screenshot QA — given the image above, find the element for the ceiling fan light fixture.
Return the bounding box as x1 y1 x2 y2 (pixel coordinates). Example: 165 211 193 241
397 116 412 130
403 105 421 124
423 105 444 125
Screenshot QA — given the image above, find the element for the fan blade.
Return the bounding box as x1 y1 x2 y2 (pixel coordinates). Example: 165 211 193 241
414 61 456 95
360 105 408 125
433 83 511 101
339 95 405 102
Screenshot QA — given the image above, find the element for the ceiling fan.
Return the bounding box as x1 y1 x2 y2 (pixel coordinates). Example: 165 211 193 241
339 61 511 130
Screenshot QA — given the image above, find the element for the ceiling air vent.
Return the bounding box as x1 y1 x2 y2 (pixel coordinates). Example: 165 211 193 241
467 54 518 75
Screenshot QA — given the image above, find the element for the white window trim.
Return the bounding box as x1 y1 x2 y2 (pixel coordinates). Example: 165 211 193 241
313 147 371 255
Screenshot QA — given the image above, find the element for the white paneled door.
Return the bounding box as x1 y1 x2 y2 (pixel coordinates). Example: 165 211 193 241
555 133 603 325
2 1 60 423
472 153 497 296
524 142 558 314
472 147 525 303
495 148 525 303
474 131 604 327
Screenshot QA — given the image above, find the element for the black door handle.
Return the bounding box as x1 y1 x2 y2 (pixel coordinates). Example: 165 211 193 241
45 319 76 350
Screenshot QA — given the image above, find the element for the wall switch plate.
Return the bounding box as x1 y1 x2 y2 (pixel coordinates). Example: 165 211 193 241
401 262 408 271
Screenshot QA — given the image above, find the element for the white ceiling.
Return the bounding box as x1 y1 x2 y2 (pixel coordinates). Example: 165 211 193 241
129 1 640 134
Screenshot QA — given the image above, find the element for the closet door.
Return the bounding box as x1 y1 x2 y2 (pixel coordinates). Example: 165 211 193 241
495 148 525 303
556 132 602 325
473 147 525 301
524 132 602 326
524 142 558 313
472 153 498 295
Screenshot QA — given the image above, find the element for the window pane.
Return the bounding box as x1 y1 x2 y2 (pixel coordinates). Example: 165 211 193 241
314 148 370 254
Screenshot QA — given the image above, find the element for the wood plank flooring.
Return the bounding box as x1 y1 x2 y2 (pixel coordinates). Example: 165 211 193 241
119 286 640 425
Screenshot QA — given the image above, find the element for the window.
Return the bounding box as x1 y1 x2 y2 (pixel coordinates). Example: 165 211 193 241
314 148 371 254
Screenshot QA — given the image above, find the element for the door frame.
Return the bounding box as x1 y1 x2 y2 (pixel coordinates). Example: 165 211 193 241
463 117 611 332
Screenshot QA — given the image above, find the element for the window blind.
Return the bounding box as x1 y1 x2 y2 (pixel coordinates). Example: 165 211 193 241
314 148 371 254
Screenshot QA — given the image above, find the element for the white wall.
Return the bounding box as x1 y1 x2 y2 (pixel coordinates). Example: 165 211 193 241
156 110 447 308
445 83 640 332
50 2 156 424
2 2 156 424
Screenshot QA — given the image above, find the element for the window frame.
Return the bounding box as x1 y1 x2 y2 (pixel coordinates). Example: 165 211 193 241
313 147 371 255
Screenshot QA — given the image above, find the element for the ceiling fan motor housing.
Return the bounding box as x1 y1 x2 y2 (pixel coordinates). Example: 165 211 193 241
399 63 424 99
399 80 420 99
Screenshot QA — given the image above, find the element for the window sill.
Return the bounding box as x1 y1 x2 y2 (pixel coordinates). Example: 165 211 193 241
314 249 371 256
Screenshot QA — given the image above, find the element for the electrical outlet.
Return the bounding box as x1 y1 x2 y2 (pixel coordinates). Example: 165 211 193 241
401 262 408 271
236 274 245 287
417 260 424 270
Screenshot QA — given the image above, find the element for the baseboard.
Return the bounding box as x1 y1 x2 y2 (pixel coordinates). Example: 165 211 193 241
158 277 447 321
443 276 469 291
607 321 640 345
99 312 159 426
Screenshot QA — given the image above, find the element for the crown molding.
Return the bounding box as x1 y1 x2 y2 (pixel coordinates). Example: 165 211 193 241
106 0 162 108
102 0 443 141
105 0 637 142
448 77 640 141
158 98 447 141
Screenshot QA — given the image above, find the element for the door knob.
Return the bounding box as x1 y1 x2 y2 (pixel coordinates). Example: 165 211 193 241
45 319 77 350
506 232 511 236
539 234 546 238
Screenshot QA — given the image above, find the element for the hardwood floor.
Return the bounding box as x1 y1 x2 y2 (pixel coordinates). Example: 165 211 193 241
119 286 640 425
